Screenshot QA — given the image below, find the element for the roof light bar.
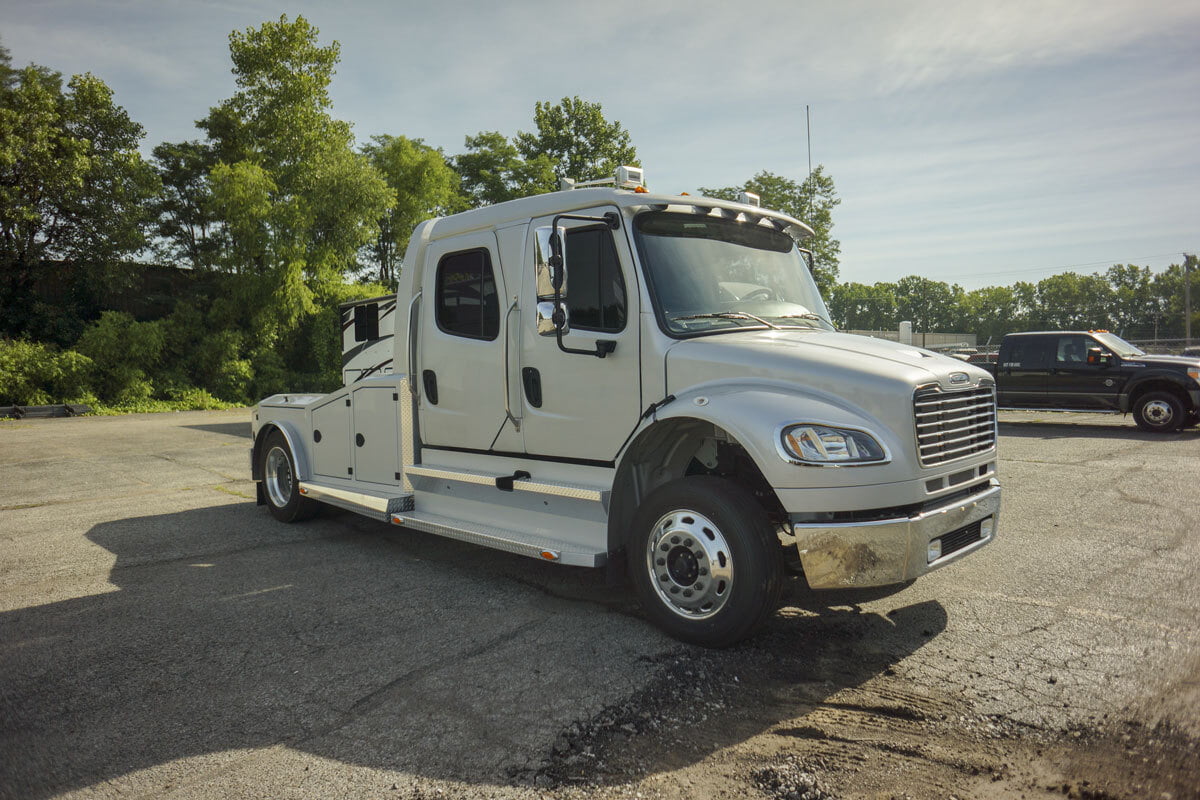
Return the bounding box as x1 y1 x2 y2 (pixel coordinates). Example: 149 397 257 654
560 165 646 192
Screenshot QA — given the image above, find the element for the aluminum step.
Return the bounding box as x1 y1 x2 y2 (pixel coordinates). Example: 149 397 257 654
389 510 607 568
405 465 608 503
297 481 414 521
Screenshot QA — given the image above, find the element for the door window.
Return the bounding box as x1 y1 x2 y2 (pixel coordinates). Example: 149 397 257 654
566 227 626 332
1054 335 1093 365
435 249 500 340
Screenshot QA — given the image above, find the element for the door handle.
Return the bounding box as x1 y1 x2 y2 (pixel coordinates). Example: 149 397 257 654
522 367 543 408
422 370 438 405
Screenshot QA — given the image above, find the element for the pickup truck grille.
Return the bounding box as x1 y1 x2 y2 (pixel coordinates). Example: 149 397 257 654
914 385 997 467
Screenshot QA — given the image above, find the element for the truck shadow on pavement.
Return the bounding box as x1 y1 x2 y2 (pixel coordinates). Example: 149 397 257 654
0 504 944 798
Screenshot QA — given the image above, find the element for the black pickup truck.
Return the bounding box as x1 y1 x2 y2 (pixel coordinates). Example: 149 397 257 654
984 331 1200 431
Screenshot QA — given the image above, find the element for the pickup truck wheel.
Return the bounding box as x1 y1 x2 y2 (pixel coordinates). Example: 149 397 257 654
630 476 783 647
259 431 318 522
1133 391 1184 432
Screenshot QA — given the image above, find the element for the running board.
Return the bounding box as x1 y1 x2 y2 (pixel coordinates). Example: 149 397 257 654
404 465 608 503
298 481 414 522
390 510 607 568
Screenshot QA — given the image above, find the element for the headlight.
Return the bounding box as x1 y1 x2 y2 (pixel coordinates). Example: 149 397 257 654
779 424 889 465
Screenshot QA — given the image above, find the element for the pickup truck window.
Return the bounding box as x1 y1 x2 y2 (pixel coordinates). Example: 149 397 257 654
435 248 500 340
1054 335 1093 364
633 211 833 337
565 226 626 332
1004 338 1050 368
1092 332 1144 358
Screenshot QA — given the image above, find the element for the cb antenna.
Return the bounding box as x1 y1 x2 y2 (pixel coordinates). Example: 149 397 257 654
806 104 813 217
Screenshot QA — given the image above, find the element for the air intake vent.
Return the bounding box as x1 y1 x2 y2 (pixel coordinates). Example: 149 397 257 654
914 385 997 467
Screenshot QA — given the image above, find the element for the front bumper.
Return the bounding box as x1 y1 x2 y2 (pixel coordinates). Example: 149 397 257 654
792 480 1000 589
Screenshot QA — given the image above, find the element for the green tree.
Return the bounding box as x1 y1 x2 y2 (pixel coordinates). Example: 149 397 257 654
151 140 219 269
960 285 1022 344
699 167 841 293
827 281 897 330
0 60 159 339
1032 272 1114 330
893 275 964 333
514 96 637 183
454 130 557 207
361 135 463 285
1105 263 1160 337
198 14 393 328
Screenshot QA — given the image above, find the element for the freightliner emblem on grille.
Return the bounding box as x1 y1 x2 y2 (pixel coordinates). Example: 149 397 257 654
949 372 969 385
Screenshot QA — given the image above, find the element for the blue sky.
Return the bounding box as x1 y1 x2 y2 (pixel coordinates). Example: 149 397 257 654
3 0 1197 289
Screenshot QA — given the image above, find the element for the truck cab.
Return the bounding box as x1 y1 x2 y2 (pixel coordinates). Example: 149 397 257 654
251 168 1001 647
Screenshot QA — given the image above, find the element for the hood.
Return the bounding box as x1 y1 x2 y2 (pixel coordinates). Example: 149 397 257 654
665 329 993 428
1125 354 1200 368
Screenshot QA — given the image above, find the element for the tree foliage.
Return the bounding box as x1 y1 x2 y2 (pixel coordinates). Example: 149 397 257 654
0 57 159 339
514 96 637 183
700 167 841 294
454 130 557 207
361 135 462 285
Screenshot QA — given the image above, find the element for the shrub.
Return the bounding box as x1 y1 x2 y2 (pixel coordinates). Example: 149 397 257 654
0 339 95 405
74 312 165 402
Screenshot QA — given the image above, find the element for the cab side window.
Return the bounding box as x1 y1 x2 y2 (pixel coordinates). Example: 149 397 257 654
1006 338 1048 368
1054 335 1091 364
435 249 500 340
566 227 626 332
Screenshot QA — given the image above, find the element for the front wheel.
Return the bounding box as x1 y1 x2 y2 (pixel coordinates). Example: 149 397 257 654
1133 391 1184 432
628 476 783 647
259 430 319 522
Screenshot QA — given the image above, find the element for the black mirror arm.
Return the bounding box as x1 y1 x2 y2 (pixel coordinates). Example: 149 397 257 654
549 211 622 359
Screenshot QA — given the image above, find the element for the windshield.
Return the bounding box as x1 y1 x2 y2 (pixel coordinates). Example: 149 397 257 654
633 211 835 336
1092 332 1144 358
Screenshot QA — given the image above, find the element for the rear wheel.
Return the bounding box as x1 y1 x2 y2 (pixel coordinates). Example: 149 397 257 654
259 430 319 522
629 476 783 647
1133 391 1184 432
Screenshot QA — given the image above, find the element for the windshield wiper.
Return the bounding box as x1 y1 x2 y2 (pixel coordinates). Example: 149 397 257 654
672 312 780 330
774 312 835 328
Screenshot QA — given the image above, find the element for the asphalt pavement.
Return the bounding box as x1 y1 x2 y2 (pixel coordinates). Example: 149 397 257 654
0 409 1197 799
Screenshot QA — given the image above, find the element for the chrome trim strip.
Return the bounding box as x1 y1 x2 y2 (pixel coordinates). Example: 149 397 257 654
502 299 521 431
399 376 416 493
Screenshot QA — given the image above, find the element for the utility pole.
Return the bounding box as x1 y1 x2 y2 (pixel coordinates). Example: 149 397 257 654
1186 254 1196 346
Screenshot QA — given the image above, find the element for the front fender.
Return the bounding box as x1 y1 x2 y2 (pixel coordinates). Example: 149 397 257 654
629 378 916 491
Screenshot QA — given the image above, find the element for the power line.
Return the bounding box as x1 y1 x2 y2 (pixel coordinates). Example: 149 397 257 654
963 252 1188 280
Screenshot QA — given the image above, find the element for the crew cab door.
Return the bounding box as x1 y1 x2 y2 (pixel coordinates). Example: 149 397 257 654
417 232 509 450
996 336 1050 407
518 207 642 462
1044 334 1122 410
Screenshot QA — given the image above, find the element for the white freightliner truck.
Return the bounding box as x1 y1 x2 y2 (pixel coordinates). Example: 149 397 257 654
250 167 1001 647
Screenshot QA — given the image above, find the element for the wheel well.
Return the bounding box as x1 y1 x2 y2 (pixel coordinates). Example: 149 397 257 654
608 417 786 555
250 424 281 481
1131 381 1188 409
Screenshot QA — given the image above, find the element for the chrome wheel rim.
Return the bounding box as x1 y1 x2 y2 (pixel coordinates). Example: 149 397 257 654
264 446 293 508
646 509 733 620
1144 400 1175 427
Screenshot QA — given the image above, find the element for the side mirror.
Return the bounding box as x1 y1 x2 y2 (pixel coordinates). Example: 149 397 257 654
534 225 569 336
1087 347 1112 366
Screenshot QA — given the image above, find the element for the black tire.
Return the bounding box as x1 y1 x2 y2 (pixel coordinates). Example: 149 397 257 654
1133 391 1184 432
628 476 783 648
258 430 319 522
1183 411 1199 429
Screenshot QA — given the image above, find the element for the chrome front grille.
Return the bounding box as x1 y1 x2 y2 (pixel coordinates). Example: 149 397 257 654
914 385 997 467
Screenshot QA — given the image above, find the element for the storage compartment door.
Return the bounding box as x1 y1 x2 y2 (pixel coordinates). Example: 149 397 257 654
352 385 401 485
311 396 353 478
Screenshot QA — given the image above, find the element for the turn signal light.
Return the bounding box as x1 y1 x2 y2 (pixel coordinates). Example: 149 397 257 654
540 550 560 561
